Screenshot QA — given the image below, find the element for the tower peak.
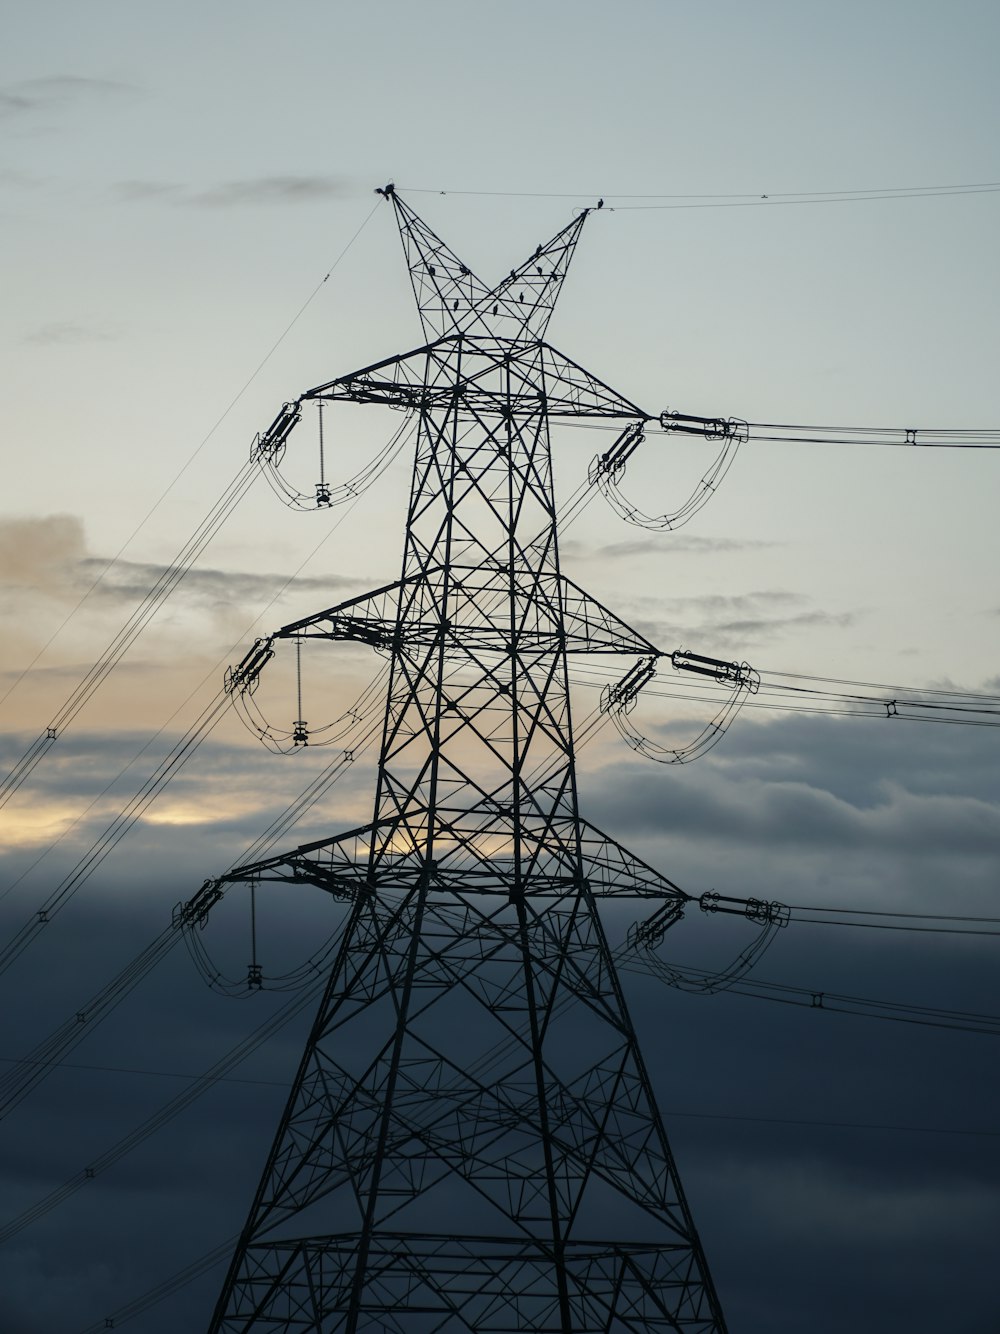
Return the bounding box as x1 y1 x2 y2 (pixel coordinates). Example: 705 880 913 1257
389 190 587 342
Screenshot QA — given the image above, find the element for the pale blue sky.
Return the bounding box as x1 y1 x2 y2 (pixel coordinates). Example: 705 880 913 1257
4 0 998 698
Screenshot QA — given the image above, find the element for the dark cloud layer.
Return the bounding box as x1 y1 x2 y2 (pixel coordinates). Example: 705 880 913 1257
0 701 995 1332
595 744 999 860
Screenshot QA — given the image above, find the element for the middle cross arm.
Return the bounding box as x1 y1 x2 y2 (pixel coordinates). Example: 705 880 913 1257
300 337 650 421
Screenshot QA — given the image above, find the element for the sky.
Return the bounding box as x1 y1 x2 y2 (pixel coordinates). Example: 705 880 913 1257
1 1 999 1330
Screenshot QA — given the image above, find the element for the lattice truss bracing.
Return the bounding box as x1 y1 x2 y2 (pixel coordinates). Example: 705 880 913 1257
209 189 728 1333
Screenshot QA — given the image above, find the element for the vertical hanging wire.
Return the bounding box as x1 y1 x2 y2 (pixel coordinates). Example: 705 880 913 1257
248 881 262 989
316 400 331 506
297 635 303 722
318 401 325 484
293 635 308 746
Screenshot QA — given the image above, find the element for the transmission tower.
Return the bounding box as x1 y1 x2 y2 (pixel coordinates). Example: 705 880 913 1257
208 186 728 1332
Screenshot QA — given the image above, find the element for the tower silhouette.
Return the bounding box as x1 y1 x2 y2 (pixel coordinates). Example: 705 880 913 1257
208 187 728 1332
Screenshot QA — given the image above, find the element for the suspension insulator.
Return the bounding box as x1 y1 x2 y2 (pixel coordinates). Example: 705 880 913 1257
699 891 789 926
225 638 275 695
671 649 759 693
254 401 302 461
588 421 645 484
600 656 658 715
659 410 748 442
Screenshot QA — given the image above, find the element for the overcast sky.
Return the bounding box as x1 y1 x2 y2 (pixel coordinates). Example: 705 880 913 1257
2 2 999 1331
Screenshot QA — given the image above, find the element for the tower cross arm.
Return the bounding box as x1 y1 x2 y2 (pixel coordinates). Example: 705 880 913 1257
256 571 662 658
535 341 650 420
300 340 443 412
578 818 694 901
296 336 651 422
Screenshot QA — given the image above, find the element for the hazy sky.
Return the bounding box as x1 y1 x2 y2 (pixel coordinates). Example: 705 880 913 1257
2 3 998 1331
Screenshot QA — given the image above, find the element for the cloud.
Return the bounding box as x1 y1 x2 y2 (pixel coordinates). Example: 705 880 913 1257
0 515 375 734
0 515 357 614
702 608 854 639
578 710 1000 932
22 321 115 346
75 557 355 611
0 689 996 1334
191 176 349 207
0 797 88 851
115 175 350 208
658 590 812 620
621 589 855 652
0 691 378 860
609 535 776 559
688 1147 1000 1334
0 514 85 593
0 167 44 190
0 75 136 121
598 754 1000 861
561 534 776 562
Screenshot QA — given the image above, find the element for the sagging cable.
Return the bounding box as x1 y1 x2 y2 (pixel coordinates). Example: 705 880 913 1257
182 902 347 999
589 415 746 533
0 686 235 982
601 651 759 763
254 403 413 511
0 453 262 812
227 636 381 754
626 892 789 995
659 412 1000 451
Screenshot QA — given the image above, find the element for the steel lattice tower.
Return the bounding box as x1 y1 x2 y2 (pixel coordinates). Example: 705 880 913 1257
208 187 728 1332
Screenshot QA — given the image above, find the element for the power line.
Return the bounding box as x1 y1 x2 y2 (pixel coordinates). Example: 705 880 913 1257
60 1073 997 1334
7 1048 1000 1140
615 187 1000 211
0 689 233 981
402 180 1000 209
786 914 1000 939
0 978 325 1245
566 417 1000 448
4 878 994 1246
0 457 259 811
5 1011 992 1249
0 697 384 1120
738 422 1000 449
622 953 1000 1038
75 1237 237 1334
788 904 1000 924
0 201 382 804
663 1107 1000 1138
38 182 995 1334
0 441 390 978
36 880 995 1328
0 199 380 723
570 658 1000 730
